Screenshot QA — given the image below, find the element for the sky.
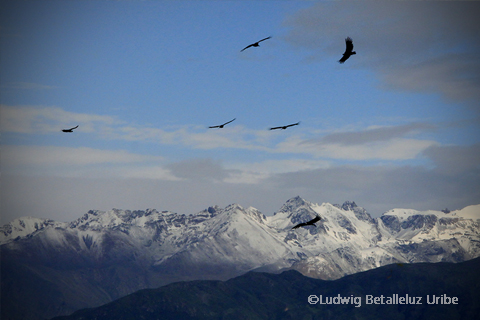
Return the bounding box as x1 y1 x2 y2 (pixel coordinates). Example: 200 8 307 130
1 0 479 224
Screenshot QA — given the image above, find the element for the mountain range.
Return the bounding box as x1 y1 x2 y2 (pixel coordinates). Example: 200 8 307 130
1 196 479 320
51 257 480 320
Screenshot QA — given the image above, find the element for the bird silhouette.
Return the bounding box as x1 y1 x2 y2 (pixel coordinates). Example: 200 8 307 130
240 36 272 52
208 118 236 129
338 37 356 63
269 122 300 130
62 125 79 133
292 215 321 229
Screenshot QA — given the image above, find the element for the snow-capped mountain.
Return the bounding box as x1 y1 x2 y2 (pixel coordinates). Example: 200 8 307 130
2 197 479 320
0 216 67 244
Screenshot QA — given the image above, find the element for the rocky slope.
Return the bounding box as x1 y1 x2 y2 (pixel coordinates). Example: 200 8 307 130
2 197 479 320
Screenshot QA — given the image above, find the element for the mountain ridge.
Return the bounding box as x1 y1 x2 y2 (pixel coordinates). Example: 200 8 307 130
51 257 480 320
2 197 479 320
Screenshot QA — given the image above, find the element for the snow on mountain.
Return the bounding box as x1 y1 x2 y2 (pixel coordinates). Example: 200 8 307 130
0 216 67 244
379 205 480 250
450 204 480 220
2 197 479 320
2 197 478 278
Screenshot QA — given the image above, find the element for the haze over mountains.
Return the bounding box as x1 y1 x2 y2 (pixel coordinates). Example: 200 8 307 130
1 197 479 320
51 258 480 320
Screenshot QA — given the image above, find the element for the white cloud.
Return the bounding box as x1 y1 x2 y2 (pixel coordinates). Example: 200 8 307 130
0 105 440 163
224 159 331 184
320 139 437 161
3 158 479 225
293 123 439 160
0 105 274 152
106 166 180 181
0 145 179 180
2 145 159 166
112 124 276 151
0 105 120 134
277 136 437 161
313 123 436 145
166 158 229 181
284 1 480 105
423 143 480 175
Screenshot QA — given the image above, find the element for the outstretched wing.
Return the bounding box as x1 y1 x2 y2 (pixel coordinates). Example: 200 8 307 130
286 122 300 128
257 36 272 43
338 56 348 63
222 118 236 126
345 37 354 53
209 118 236 128
308 215 321 224
240 44 254 52
292 215 321 229
270 122 299 130
240 36 271 51
62 125 79 132
339 37 354 63
291 222 308 229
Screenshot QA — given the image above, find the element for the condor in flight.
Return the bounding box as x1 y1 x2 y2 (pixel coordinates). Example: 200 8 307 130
338 37 356 64
240 36 271 52
269 122 300 130
208 118 236 129
62 125 79 133
291 215 321 229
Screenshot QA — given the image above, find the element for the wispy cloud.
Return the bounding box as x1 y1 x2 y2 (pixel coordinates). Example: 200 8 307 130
1 105 277 152
308 123 436 146
166 158 229 182
109 124 276 152
282 137 437 161
108 122 439 161
2 145 162 167
1 145 178 180
1 105 440 162
275 123 438 161
284 1 480 105
3 151 479 225
423 143 480 175
0 105 120 134
224 159 331 184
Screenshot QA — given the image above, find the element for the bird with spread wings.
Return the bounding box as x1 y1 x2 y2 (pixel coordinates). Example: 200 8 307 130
338 37 356 63
269 122 300 130
62 125 79 133
208 118 236 129
240 36 272 52
291 215 322 229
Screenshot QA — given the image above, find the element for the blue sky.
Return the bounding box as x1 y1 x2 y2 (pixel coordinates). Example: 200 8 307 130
1 0 479 224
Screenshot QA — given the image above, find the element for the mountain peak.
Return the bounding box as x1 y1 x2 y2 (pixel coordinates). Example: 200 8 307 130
0 217 66 244
341 201 358 211
333 201 374 224
3 198 480 320
274 196 309 216
289 195 307 205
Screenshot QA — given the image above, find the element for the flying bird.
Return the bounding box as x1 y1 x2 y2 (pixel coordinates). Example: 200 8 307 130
208 118 236 129
338 37 356 63
269 122 300 130
61 125 79 133
240 36 272 52
291 215 321 229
